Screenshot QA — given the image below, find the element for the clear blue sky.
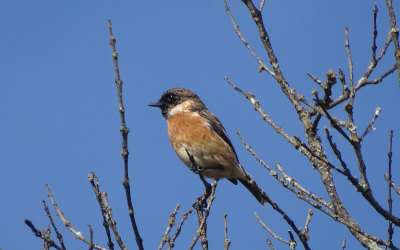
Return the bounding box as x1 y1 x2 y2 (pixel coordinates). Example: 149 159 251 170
1 1 399 249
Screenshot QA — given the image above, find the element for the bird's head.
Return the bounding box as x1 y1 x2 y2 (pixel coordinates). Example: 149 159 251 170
148 88 204 120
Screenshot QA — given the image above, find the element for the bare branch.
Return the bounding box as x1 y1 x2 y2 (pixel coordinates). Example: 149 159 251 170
345 27 354 100
159 204 180 250
288 230 297 250
108 20 143 250
222 0 275 77
88 224 94 250
223 214 231 250
101 192 126 250
24 219 63 250
342 238 346 250
307 73 323 88
266 238 276 250
88 173 115 250
377 32 393 62
303 209 314 240
360 107 382 141
361 64 397 87
254 212 290 245
328 69 350 109
236 130 335 214
385 174 400 195
107 19 143 250
385 0 400 89
42 200 66 250
169 209 193 250
259 0 265 12
45 185 108 250
189 180 218 250
387 130 394 246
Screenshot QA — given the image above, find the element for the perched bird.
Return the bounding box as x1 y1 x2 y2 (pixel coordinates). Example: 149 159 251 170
149 88 268 205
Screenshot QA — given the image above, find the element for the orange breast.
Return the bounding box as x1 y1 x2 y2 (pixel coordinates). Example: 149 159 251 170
167 111 242 179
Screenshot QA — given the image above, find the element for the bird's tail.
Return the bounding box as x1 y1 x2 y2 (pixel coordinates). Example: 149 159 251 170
238 178 268 205
237 164 268 205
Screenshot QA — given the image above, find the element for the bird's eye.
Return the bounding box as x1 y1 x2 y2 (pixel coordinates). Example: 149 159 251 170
166 94 175 102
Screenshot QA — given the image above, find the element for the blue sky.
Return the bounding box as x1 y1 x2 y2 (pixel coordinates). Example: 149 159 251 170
1 1 399 249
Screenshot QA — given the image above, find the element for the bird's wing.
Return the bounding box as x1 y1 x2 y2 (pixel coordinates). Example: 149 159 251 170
197 109 239 163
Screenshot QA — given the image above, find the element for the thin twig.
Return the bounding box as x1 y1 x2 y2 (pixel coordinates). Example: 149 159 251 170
361 64 397 87
307 73 323 88
360 107 382 141
88 224 94 250
262 196 310 250
254 212 290 244
24 219 63 250
342 238 346 250
223 0 275 77
377 32 393 62
236 130 335 215
42 200 66 250
324 127 365 192
387 130 394 246
385 0 400 90
189 181 218 250
266 238 276 250
45 185 108 250
345 27 354 104
303 209 313 240
158 204 180 250
288 230 297 250
169 209 193 250
385 174 400 195
259 0 265 11
88 173 115 250
223 214 231 250
107 19 143 250
101 192 126 250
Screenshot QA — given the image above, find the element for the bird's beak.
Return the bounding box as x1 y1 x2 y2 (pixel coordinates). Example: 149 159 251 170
148 101 163 108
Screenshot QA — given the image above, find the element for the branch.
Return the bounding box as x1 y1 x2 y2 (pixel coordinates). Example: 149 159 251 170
189 181 218 250
88 224 94 250
45 185 108 250
169 209 193 250
107 19 144 250
254 212 290 245
387 130 394 246
24 219 63 250
360 64 397 87
288 230 297 250
266 238 276 250
360 107 382 141
307 73 323 88
342 238 346 250
345 27 354 103
263 197 310 250
158 204 180 250
222 0 275 77
385 0 400 90
236 130 335 213
42 200 66 250
303 209 313 241
223 214 231 250
88 173 115 250
385 174 400 195
324 128 364 192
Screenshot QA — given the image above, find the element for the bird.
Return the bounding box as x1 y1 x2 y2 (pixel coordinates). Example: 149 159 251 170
149 88 268 205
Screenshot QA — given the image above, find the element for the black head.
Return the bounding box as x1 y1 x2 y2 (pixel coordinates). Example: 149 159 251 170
148 88 204 119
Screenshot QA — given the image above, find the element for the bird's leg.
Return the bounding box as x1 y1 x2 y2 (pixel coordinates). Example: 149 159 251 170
185 149 211 209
